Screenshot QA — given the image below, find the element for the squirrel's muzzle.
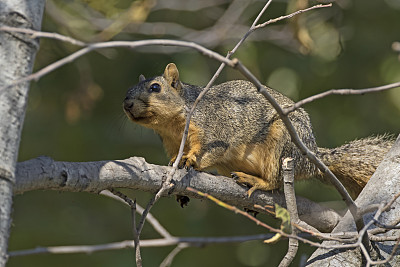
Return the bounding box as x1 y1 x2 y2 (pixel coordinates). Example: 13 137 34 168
123 97 134 112
123 97 136 121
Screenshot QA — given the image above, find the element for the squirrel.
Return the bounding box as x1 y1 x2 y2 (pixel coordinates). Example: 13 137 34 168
123 63 394 199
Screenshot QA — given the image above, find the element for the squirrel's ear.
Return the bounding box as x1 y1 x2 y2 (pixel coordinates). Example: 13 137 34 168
163 63 181 90
139 74 146 82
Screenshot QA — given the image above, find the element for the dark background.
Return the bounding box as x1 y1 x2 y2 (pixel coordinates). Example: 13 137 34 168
7 0 400 266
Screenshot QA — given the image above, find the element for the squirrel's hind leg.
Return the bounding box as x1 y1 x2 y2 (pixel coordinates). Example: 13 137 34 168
232 171 280 197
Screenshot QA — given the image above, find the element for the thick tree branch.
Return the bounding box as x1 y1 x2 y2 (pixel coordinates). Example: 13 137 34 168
306 134 400 266
15 156 340 232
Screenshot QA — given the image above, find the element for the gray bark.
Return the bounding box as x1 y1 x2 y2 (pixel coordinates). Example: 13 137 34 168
306 134 400 266
14 156 341 233
0 1 45 265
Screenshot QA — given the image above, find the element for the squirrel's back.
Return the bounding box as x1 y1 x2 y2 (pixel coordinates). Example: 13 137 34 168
181 79 319 179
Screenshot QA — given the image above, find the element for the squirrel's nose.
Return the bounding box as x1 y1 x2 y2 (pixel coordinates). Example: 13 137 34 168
123 98 134 111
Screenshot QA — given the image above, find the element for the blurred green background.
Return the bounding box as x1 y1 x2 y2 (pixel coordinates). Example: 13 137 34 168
7 0 400 266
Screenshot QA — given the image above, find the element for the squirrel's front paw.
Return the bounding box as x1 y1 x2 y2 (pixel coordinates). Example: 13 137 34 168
180 155 197 170
169 154 197 170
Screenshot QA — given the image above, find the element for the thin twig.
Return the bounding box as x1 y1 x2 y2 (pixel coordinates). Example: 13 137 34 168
254 4 332 29
373 220 400 230
338 191 400 266
100 190 172 239
132 199 142 267
105 189 142 266
0 26 86 46
186 187 287 236
283 81 400 115
369 216 400 236
9 234 275 257
370 235 400 242
159 244 189 267
294 223 358 243
0 39 233 93
232 2 331 52
185 187 366 251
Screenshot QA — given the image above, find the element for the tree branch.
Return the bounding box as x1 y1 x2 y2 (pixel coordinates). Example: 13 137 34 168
15 156 340 233
279 158 299 267
9 234 275 257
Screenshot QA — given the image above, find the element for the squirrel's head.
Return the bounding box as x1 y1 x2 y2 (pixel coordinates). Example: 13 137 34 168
123 63 185 128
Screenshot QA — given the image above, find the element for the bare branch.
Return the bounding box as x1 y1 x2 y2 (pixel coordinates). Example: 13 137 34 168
106 189 142 266
279 158 299 267
254 3 332 29
0 26 86 46
283 81 400 115
14 156 341 232
9 234 275 257
100 190 172 239
0 39 233 93
160 244 189 267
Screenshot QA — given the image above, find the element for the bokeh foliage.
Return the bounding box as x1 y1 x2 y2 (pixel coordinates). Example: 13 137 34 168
8 0 400 266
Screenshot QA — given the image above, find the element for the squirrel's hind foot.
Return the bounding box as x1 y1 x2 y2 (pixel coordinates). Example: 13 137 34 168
232 171 279 197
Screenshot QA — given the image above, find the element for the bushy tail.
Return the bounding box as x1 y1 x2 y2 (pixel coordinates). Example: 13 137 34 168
317 135 394 198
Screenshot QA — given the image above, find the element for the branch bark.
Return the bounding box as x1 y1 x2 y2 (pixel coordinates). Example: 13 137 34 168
0 1 45 266
15 156 340 233
279 158 299 267
306 134 400 266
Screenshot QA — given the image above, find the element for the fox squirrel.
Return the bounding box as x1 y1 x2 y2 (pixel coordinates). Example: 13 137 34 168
123 63 393 199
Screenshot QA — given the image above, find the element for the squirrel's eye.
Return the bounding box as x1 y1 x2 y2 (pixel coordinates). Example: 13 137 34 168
148 83 161 93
